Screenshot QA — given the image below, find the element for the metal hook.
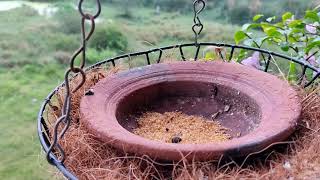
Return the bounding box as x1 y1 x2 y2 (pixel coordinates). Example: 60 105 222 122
78 0 101 19
192 0 206 45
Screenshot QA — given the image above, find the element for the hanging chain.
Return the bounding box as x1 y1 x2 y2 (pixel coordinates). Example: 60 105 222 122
192 0 206 45
46 0 101 164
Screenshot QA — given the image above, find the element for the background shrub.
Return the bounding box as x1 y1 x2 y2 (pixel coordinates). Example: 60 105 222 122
90 26 128 53
50 34 79 52
53 51 72 64
86 48 117 64
55 4 81 34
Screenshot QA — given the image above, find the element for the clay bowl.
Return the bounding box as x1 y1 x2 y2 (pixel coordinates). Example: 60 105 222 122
80 61 301 161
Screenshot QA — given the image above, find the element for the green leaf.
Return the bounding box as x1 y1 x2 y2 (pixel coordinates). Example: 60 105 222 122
282 12 293 22
242 23 261 31
260 22 273 30
288 62 297 82
236 49 247 62
305 10 319 22
288 20 304 28
234 31 247 44
263 27 282 38
275 22 285 28
266 16 276 22
290 28 304 34
253 14 264 22
204 51 215 61
305 37 320 53
280 42 290 52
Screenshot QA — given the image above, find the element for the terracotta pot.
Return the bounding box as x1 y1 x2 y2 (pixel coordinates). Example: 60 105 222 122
80 61 301 161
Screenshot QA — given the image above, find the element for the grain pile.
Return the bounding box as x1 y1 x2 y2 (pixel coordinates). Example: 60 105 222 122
133 112 231 144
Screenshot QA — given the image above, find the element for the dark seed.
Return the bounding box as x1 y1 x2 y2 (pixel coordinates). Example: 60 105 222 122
210 86 218 97
51 105 59 112
166 128 169 132
172 136 182 143
85 89 94 96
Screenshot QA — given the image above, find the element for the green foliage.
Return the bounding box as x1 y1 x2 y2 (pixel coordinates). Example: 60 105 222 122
235 9 320 56
116 0 135 19
86 48 117 64
55 4 81 34
288 62 297 82
234 31 247 44
50 34 79 52
53 51 72 64
17 5 38 17
204 51 216 61
90 26 128 53
229 4 251 24
253 14 264 22
218 0 314 25
234 9 320 82
155 0 190 12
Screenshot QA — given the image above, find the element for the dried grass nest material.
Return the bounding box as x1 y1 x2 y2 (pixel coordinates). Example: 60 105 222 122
46 66 320 180
133 111 231 144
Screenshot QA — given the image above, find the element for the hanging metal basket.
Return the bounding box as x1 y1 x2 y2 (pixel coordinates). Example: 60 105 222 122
37 0 320 179
38 42 319 179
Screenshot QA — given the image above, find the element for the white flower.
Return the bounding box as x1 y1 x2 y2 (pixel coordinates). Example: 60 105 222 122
306 24 317 34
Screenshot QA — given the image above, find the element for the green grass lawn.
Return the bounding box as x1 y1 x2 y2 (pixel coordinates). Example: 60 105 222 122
0 64 64 179
0 5 62 179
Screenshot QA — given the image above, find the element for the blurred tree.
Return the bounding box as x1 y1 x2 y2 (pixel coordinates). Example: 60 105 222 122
227 0 236 10
118 0 134 19
90 26 128 53
249 0 261 15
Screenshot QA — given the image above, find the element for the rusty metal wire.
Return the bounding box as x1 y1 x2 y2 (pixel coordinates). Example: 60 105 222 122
192 0 206 45
46 0 101 165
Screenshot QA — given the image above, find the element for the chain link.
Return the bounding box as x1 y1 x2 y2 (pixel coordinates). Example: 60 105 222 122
46 0 101 164
192 0 206 45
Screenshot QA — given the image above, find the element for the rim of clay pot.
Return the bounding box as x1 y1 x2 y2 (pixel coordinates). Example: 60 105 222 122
80 61 301 161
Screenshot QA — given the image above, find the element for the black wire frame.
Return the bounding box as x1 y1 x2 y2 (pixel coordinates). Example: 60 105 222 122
38 42 320 180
